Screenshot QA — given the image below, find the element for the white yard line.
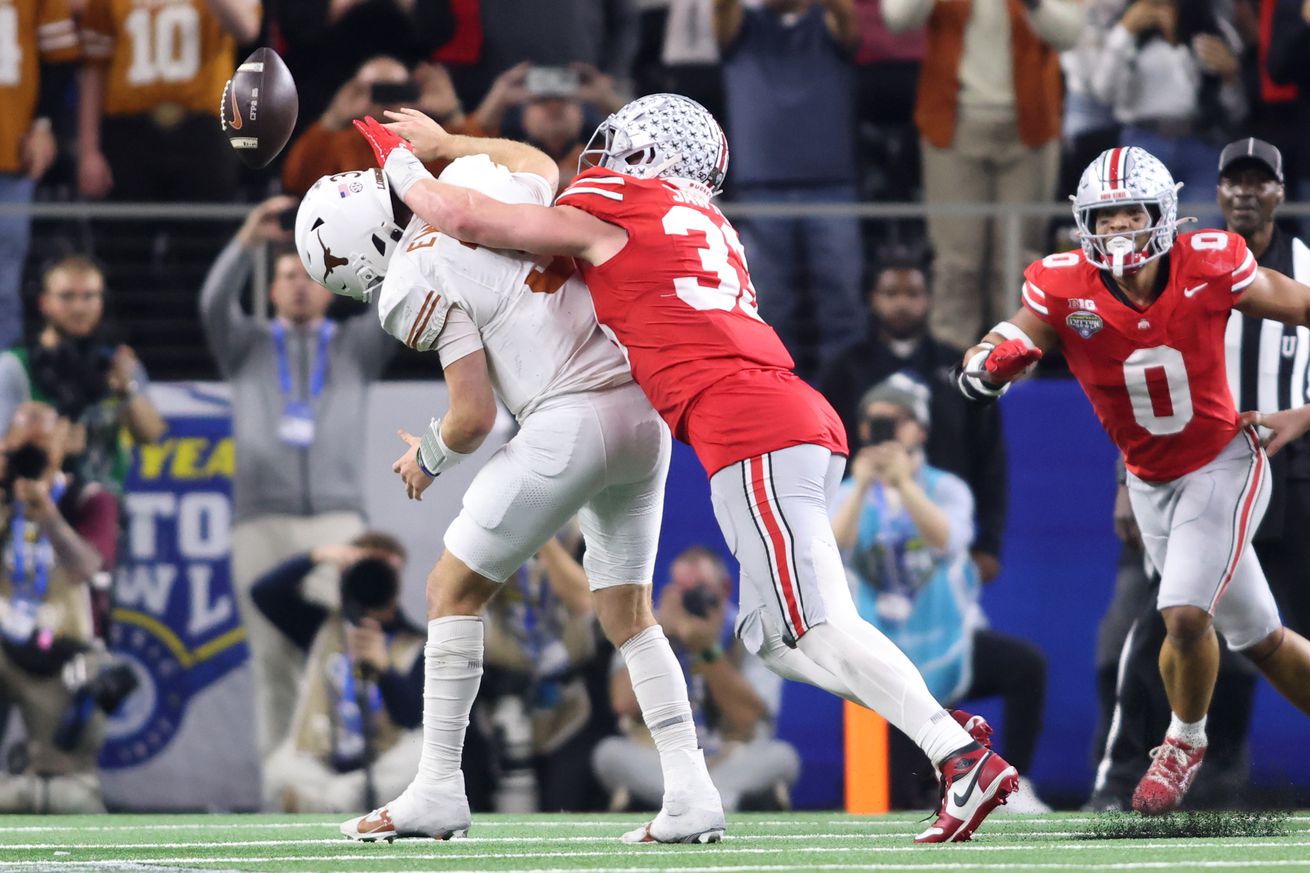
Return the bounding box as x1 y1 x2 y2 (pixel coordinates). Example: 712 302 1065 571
15 861 1310 872
0 835 1075 851
6 839 1310 864
0 816 1306 835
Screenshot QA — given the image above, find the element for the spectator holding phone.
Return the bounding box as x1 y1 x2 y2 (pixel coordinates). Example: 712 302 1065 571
831 373 1048 811
281 56 480 197
198 196 397 764
470 62 624 192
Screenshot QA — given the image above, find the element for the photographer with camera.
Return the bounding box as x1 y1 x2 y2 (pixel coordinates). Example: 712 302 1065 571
473 528 612 813
593 546 800 812
252 532 425 813
0 256 166 495
201 195 396 761
0 401 123 813
831 373 1048 811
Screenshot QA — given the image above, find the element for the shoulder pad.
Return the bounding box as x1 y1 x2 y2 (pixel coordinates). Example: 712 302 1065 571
377 269 453 352
557 169 640 216
1175 231 1254 287
1023 251 1091 318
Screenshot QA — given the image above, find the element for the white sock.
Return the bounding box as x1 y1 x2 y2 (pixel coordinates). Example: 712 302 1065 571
1166 713 1208 748
797 618 973 767
915 709 978 767
413 616 484 788
620 625 709 798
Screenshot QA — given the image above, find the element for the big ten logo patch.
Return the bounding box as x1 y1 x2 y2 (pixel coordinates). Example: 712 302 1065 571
103 425 247 768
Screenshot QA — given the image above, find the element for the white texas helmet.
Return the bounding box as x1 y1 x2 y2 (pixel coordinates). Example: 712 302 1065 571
579 93 730 195
1072 146 1182 276
295 168 403 302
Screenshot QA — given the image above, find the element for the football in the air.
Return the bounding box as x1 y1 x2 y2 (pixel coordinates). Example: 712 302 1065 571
220 47 298 168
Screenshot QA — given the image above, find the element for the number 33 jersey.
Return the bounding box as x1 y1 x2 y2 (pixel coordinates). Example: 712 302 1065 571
1022 230 1259 482
557 167 846 474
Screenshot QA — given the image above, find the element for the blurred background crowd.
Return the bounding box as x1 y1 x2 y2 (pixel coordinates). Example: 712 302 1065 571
0 0 1308 817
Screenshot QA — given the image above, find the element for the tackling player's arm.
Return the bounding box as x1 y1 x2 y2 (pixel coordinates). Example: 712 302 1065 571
409 181 625 264
956 307 1060 402
380 107 559 191
1233 267 1310 328
356 114 628 265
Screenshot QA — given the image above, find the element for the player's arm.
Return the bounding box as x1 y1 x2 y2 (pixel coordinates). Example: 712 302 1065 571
439 350 497 453
404 166 624 263
381 107 559 191
956 308 1059 402
392 348 496 501
358 115 628 264
1240 406 1310 457
1233 267 1310 328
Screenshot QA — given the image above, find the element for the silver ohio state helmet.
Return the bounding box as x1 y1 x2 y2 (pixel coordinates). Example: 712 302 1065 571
1073 147 1181 275
295 168 403 302
579 93 729 194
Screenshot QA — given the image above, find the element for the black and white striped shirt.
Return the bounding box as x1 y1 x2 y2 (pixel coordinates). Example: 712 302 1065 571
1224 228 1310 414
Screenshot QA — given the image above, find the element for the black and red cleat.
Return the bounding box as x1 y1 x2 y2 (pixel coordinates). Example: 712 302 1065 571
915 742 1019 843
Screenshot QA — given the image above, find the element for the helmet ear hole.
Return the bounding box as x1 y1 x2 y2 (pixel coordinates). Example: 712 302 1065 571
371 234 387 256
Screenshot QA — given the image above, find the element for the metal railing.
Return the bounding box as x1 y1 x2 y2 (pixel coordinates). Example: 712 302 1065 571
8 198 1309 320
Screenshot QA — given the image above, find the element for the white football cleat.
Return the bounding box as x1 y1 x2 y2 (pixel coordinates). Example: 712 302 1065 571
620 797 726 844
340 779 472 842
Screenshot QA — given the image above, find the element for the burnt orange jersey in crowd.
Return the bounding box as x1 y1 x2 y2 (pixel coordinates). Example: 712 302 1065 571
0 0 78 173
81 0 244 118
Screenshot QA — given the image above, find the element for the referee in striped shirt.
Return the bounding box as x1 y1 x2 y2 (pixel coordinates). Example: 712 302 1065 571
1087 138 1310 811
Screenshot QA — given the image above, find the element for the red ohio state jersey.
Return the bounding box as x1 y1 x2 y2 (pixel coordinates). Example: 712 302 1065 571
556 167 846 474
1022 230 1259 482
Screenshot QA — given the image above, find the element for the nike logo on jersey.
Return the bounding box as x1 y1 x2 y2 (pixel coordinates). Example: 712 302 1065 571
951 751 990 808
1183 282 1208 298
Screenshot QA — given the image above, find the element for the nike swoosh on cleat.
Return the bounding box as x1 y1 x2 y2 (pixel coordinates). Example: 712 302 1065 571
951 752 991 807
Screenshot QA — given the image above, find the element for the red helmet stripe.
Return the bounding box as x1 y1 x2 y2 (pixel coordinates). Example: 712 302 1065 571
1108 147 1124 189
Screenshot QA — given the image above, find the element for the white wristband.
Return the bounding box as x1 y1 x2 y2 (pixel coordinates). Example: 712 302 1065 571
962 347 1011 399
417 417 471 478
990 321 1036 349
384 148 434 200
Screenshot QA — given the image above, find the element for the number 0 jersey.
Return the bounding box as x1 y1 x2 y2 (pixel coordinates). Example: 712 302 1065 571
1022 231 1259 482
377 156 631 420
556 167 847 474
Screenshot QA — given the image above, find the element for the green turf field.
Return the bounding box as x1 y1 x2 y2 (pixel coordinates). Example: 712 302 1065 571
3 812 1309 872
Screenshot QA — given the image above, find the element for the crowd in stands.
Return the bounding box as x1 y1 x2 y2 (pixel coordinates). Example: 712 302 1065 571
6 0 1309 376
0 0 1308 815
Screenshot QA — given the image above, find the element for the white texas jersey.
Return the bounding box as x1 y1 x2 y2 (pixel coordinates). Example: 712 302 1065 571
376 155 631 419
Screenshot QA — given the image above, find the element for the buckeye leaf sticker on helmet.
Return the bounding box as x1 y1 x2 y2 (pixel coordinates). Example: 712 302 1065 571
220 47 299 168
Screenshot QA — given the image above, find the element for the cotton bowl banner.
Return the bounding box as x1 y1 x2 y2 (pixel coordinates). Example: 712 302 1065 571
99 384 259 810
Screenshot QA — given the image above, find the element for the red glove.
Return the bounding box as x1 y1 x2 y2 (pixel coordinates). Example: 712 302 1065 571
353 115 412 167
984 338 1043 382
